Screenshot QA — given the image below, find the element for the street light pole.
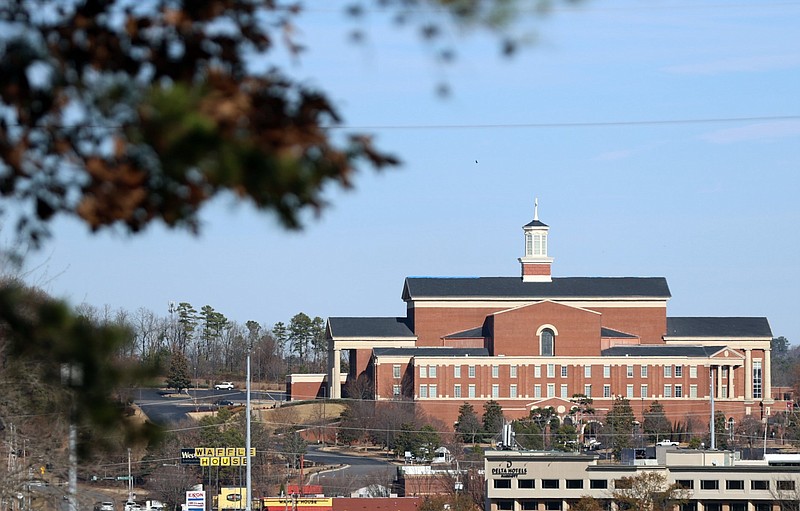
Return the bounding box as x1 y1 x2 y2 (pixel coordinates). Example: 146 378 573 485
246 343 252 511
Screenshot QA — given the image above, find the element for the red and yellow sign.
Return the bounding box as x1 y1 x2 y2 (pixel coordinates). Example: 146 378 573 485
262 497 332 511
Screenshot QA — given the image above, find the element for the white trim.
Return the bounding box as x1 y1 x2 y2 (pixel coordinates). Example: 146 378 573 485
536 323 560 336
408 299 669 308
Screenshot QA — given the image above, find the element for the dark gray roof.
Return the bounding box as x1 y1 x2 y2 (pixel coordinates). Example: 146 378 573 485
666 317 772 338
403 277 671 300
373 347 490 357
524 219 549 228
328 317 415 338
601 327 638 339
443 326 485 339
602 345 725 358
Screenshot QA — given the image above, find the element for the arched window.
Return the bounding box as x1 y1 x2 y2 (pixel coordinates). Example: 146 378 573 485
541 329 555 357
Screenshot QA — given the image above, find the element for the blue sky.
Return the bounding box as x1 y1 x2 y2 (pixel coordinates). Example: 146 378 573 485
16 1 800 342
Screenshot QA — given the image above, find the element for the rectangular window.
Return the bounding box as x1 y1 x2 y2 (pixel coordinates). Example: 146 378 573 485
429 384 437 398
454 365 461 378
420 366 427 378
492 365 499 378
751 480 769 490
690 384 698 398
700 480 719 490
429 365 437 378
566 480 583 489
469 365 476 378
626 384 634 398
675 365 683 377
726 480 744 490
755 504 771 511
560 384 568 399
614 479 632 490
753 360 763 399
561 366 568 378
468 384 476 398
603 365 611 378
492 384 500 398
641 365 648 378
603 384 611 398
510 365 518 378
393 365 401 379
541 479 559 489
393 385 401 397
675 384 683 398
494 479 512 489
454 384 461 398
534 384 542 398
663 385 672 398
535 365 542 378
730 504 746 511
547 364 555 378
584 384 592 397
589 479 608 489
778 480 796 491
419 384 428 398
510 384 518 398
690 365 698 378
584 366 592 378
518 479 535 489
641 384 648 398
664 365 673 378
544 503 561 511
497 501 514 511
547 383 555 397
676 480 694 489
520 501 538 511
721 385 728 398
627 365 634 378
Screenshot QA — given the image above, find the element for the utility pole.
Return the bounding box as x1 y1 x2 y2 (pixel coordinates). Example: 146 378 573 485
246 340 252 511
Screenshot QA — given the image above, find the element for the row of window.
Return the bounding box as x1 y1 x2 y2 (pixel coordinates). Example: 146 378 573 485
414 382 703 399
493 501 772 511
407 363 706 380
493 478 791 491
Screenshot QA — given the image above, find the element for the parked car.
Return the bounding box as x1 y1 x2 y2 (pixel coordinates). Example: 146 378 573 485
656 439 679 446
95 502 115 511
215 399 234 407
214 381 235 390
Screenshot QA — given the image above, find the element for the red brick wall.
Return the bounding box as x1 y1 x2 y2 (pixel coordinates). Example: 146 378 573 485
522 263 551 276
592 306 667 344
491 301 602 356
410 303 668 347
288 380 325 401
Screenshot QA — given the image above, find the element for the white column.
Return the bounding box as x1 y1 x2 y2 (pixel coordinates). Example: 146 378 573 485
728 365 735 399
745 349 753 401
331 349 342 399
717 365 723 399
764 348 772 401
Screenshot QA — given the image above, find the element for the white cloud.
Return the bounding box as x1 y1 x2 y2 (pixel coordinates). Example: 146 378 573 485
701 120 800 144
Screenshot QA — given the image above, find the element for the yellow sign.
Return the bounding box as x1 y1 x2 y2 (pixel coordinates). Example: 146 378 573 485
262 498 332 508
219 488 248 509
194 447 255 466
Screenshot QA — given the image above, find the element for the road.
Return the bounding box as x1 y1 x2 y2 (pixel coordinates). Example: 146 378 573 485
303 445 396 497
132 387 286 425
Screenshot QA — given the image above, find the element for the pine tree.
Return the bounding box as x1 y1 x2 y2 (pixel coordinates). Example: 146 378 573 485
166 349 191 392
455 403 482 444
482 400 505 442
643 401 672 443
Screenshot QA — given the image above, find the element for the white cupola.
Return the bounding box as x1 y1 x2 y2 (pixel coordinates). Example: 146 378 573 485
519 198 553 282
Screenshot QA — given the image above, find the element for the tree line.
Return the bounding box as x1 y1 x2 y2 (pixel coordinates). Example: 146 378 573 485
72 300 330 387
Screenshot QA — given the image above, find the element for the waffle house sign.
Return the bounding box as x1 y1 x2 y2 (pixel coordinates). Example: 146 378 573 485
181 447 256 466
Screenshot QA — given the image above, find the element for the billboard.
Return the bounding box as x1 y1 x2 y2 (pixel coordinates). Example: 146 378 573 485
181 447 256 466
186 490 206 511
262 497 332 511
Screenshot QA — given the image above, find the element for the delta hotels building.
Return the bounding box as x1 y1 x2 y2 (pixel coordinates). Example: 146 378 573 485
287 205 786 427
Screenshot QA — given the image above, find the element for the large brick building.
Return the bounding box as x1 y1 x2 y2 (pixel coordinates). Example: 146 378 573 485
290 204 781 427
